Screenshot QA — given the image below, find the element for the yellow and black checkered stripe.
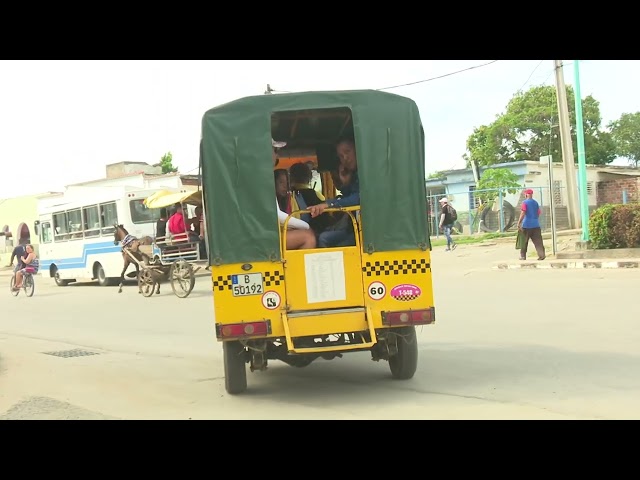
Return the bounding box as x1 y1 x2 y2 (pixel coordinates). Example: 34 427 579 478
213 275 232 291
362 259 430 277
212 271 285 291
392 293 419 301
264 271 285 287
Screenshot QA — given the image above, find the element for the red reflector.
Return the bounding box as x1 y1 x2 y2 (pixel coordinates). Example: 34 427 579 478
382 308 435 326
217 321 271 339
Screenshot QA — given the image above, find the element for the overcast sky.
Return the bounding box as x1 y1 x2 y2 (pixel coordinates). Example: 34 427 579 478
1 60 638 199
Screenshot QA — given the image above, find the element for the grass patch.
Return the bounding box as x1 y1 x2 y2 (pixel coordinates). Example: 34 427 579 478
430 231 517 247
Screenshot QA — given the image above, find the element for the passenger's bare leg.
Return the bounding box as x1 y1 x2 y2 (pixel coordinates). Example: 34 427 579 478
14 270 23 288
286 229 317 250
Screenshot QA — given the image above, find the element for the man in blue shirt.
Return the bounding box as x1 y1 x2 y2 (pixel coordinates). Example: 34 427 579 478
8 242 27 273
309 137 360 247
517 188 546 261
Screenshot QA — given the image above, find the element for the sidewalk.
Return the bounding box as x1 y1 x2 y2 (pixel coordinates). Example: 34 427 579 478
490 229 640 270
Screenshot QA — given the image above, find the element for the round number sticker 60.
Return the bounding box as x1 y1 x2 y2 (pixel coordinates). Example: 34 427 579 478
368 281 386 300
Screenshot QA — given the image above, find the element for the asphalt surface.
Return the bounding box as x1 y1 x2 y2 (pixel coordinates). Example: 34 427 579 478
1 241 640 420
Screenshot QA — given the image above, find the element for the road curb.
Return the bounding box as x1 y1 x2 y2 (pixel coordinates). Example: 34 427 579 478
493 259 640 270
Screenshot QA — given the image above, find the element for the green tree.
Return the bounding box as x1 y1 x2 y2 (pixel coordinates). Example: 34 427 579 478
463 85 616 168
476 168 522 204
160 152 178 174
426 170 448 180
608 112 640 167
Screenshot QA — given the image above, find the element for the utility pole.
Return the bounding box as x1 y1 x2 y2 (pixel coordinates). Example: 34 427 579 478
553 60 580 230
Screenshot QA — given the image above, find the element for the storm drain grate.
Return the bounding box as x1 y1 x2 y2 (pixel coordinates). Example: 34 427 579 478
42 349 101 358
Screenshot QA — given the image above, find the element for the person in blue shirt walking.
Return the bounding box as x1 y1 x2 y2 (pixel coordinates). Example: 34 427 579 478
517 188 546 261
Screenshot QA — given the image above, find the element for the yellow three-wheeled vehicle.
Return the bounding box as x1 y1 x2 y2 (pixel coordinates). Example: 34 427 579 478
200 89 435 394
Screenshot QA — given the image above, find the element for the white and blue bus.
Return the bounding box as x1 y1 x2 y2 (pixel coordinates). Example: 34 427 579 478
36 185 184 287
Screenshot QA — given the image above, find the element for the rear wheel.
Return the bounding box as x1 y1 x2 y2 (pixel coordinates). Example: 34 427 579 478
388 326 418 380
170 260 195 298
223 341 248 395
52 266 70 287
95 263 114 287
24 274 35 297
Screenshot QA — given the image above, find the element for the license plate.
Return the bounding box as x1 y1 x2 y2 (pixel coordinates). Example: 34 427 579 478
231 273 263 297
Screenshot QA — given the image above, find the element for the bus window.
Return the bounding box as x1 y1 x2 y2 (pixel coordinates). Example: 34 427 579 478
100 202 118 235
129 199 160 224
53 212 69 241
83 205 100 238
41 222 52 243
67 208 83 239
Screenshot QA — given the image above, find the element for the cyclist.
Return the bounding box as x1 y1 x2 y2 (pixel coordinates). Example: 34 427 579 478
12 244 39 291
8 242 27 273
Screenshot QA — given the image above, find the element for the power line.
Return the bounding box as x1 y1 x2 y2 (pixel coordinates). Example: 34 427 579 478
517 60 544 92
376 60 499 91
267 60 500 95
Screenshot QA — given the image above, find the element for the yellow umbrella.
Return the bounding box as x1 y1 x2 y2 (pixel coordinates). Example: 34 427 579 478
144 190 202 209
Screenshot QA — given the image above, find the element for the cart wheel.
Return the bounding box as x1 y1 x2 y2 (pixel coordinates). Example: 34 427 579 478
388 326 418 380
24 274 35 297
170 260 195 298
138 269 157 298
9 275 19 297
223 340 248 395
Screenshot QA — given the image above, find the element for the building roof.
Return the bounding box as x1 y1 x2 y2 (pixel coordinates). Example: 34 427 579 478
66 171 183 187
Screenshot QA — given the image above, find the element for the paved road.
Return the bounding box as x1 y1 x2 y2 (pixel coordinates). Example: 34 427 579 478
1 242 640 419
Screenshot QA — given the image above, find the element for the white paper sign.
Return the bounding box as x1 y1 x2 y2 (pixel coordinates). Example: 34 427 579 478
304 251 346 304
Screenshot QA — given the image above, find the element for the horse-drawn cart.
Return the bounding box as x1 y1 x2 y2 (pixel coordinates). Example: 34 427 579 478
115 189 208 298
136 232 200 298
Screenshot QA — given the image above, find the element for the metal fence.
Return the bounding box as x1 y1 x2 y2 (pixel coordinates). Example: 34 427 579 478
427 186 571 239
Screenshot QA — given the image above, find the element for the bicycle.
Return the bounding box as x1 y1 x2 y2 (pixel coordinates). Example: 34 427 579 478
10 270 35 297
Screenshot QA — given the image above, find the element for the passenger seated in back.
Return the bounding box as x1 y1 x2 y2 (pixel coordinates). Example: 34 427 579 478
274 169 291 214
156 208 168 240
272 141 316 250
289 162 333 235
309 136 360 247
316 165 357 248
167 202 199 244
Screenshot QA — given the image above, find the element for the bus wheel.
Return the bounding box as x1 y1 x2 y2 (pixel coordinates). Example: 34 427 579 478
52 266 70 287
95 263 114 287
223 340 248 395
388 326 418 380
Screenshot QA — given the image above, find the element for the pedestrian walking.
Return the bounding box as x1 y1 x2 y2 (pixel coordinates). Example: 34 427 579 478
517 188 546 261
438 197 457 251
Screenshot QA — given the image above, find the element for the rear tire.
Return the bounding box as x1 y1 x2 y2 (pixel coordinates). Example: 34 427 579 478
52 266 70 287
388 326 418 380
95 263 114 287
24 274 35 297
223 341 248 395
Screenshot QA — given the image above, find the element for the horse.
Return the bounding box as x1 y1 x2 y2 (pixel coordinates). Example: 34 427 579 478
112 224 160 295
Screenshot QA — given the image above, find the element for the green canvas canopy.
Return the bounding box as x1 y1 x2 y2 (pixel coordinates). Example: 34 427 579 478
200 89 429 265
